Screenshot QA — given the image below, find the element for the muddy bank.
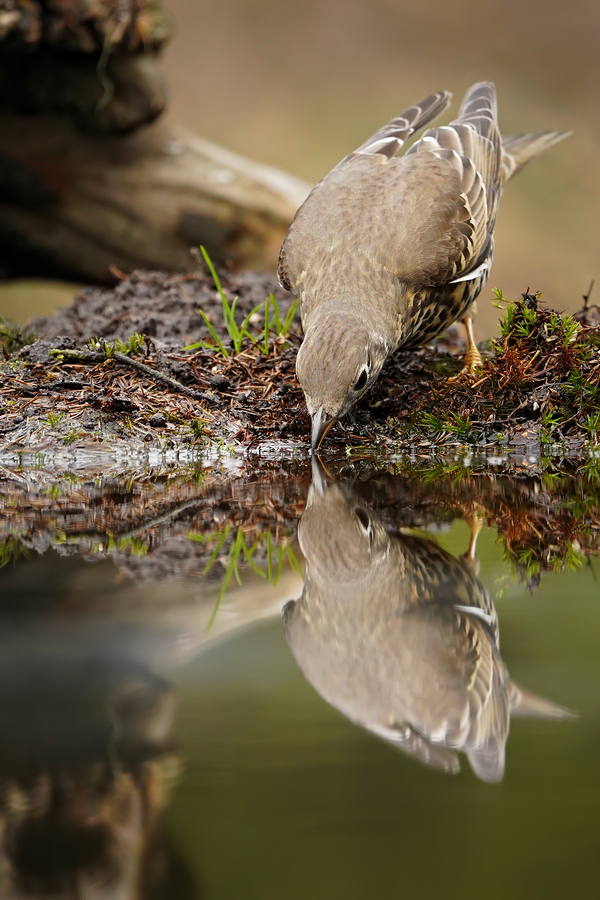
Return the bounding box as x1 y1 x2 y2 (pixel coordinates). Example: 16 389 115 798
1 268 306 458
1 268 599 467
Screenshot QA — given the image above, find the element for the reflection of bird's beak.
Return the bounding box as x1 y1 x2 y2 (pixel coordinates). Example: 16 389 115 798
311 407 334 452
310 454 330 495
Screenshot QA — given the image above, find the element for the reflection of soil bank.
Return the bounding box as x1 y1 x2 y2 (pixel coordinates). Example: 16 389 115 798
0 453 598 596
0 658 189 899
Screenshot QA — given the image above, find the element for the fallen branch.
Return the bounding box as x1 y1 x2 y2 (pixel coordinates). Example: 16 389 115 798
49 347 215 404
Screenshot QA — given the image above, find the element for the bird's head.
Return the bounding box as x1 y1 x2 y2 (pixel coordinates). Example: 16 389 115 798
296 313 389 450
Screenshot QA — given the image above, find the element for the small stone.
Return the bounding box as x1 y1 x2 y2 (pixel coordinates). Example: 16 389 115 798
210 374 230 391
148 413 166 427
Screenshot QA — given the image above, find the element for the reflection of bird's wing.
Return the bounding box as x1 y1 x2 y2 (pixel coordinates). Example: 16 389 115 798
451 605 510 783
396 532 509 782
277 91 452 294
371 721 460 775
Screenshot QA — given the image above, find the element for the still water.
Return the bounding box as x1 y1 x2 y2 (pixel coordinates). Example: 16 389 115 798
0 456 598 899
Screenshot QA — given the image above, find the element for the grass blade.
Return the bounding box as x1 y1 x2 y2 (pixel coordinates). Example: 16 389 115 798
263 295 270 354
196 309 229 358
200 245 227 305
201 525 231 575
282 300 300 334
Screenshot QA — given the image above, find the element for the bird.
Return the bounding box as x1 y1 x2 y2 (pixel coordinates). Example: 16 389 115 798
283 461 573 781
277 82 570 450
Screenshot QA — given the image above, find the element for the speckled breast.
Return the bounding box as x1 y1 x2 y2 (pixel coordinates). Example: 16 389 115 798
399 265 492 350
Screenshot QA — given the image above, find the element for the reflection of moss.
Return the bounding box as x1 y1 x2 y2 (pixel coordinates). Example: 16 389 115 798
326 455 600 589
0 536 28 570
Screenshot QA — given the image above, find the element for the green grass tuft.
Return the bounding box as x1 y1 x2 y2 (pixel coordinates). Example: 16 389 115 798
184 247 299 357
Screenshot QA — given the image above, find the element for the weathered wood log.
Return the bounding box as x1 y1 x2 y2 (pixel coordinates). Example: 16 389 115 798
0 0 171 132
0 116 311 282
0 0 311 281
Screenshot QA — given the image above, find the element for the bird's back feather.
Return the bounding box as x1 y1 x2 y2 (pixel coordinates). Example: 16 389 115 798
278 82 569 352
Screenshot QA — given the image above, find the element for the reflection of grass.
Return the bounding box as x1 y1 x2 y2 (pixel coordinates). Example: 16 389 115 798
187 525 301 628
53 532 149 556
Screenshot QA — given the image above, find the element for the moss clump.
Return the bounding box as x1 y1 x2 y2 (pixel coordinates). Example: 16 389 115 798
0 318 35 354
380 291 600 452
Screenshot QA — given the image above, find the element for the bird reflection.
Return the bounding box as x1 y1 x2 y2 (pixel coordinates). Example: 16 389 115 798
283 462 573 782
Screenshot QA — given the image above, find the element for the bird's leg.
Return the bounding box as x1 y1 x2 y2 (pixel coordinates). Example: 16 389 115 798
460 509 485 577
461 316 483 374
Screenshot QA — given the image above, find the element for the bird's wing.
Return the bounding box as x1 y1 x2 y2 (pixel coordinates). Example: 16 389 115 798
404 81 502 284
341 90 452 163
277 90 452 292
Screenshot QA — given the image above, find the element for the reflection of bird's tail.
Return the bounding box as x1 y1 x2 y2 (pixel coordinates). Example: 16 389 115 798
501 131 571 182
510 682 576 719
467 683 575 783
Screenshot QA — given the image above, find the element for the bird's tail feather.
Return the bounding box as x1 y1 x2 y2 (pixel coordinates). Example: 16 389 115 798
510 681 576 719
501 130 572 181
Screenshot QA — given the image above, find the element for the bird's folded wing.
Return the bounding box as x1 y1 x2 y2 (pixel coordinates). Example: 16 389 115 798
342 90 452 163
277 91 452 293
405 82 502 284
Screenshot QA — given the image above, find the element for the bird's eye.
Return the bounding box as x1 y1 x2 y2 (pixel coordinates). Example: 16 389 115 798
354 368 368 391
354 507 371 535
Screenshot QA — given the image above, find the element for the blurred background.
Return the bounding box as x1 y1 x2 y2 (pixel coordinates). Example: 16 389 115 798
1 0 597 339
161 0 598 337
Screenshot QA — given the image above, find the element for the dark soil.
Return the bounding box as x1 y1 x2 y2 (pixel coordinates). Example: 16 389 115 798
1 268 306 455
30 269 293 350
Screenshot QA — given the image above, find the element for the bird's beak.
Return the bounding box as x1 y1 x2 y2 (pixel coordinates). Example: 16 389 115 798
311 407 334 452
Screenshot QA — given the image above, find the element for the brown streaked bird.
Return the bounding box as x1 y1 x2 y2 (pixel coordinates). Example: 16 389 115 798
283 463 574 781
277 82 570 450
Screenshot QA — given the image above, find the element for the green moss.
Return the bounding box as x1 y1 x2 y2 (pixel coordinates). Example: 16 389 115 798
383 291 600 455
0 318 35 353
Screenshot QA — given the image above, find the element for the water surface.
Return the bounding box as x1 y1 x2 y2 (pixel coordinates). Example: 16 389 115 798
0 458 597 899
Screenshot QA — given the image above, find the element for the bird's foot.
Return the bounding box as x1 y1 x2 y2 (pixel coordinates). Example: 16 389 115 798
462 345 483 374
448 347 483 380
